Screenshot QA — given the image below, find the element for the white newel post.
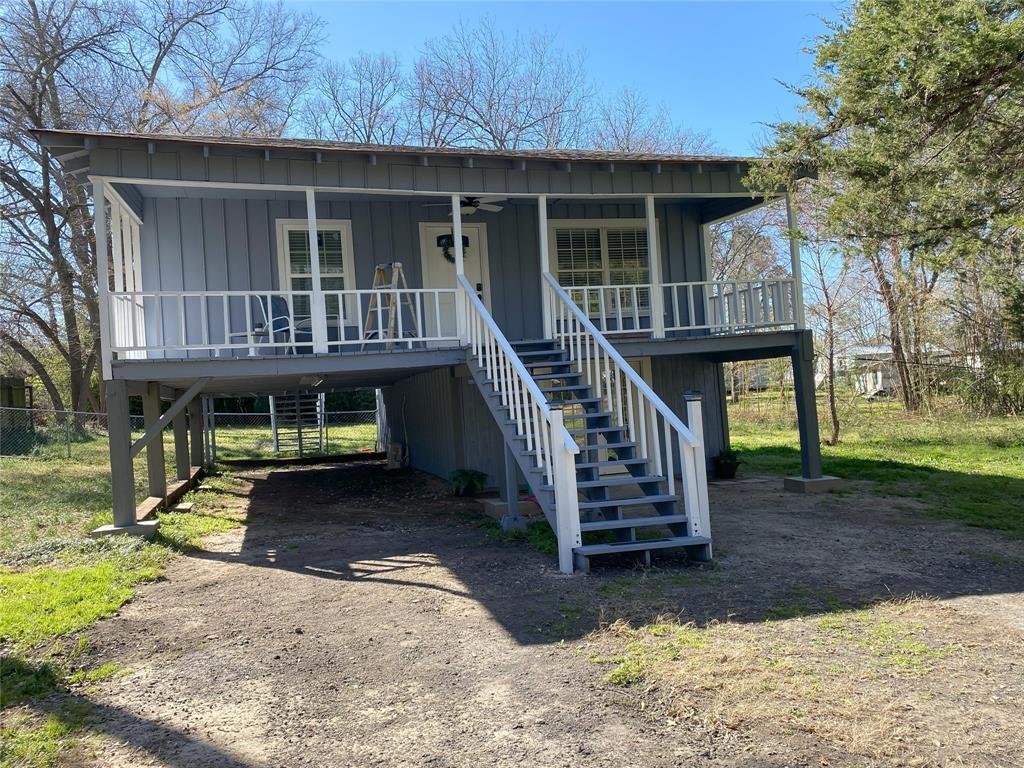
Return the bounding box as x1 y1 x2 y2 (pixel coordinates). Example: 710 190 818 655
306 188 329 353
646 195 666 338
538 195 553 338
785 192 806 329
452 193 468 343
684 392 712 545
550 407 582 574
93 179 113 379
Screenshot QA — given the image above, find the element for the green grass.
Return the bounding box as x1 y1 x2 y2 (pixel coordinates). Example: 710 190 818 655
728 396 1024 535
212 423 377 460
479 517 559 554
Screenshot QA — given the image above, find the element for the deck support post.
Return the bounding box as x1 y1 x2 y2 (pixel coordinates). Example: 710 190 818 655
188 396 203 468
499 444 526 531
646 195 666 338
172 390 189 481
107 379 137 528
538 195 552 338
143 381 166 498
785 330 843 493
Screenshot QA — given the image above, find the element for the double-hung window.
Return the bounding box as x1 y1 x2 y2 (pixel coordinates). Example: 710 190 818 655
276 219 355 329
549 220 652 317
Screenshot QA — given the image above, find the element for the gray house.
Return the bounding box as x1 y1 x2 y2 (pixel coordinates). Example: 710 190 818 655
37 129 828 573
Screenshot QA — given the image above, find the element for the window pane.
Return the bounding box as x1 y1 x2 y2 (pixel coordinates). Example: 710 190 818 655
286 227 347 295
288 230 310 274
606 228 650 310
319 230 344 275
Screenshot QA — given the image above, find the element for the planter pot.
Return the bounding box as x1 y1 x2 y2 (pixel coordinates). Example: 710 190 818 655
713 459 740 480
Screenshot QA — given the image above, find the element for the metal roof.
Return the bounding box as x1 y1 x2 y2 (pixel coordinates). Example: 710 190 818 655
32 128 759 166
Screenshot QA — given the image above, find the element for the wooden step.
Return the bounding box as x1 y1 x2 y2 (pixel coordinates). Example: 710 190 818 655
574 535 711 557
515 349 567 359
578 494 678 511
573 457 649 471
575 441 636 453
580 513 689 532
532 372 583 382
576 474 665 489
568 426 624 437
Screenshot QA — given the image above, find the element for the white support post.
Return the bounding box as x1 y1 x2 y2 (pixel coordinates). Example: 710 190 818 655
92 179 113 379
306 188 329 353
538 195 553 338
785 192 806 329
646 195 666 338
684 392 712 556
452 193 468 343
550 408 582 574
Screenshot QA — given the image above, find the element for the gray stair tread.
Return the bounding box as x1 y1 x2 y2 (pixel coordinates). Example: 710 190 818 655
579 494 678 510
568 426 625 436
580 513 689 532
542 384 592 392
515 349 566 358
532 372 583 381
577 474 665 488
573 458 648 470
574 535 711 556
576 441 636 452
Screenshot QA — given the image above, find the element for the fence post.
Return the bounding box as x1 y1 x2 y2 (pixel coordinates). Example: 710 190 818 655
65 413 72 459
684 391 712 553
550 408 582 574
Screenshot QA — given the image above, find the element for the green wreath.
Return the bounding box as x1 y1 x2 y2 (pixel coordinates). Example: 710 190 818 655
436 233 470 264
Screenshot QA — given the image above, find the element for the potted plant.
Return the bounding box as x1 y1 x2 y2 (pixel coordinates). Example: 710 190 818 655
448 468 488 497
712 449 741 480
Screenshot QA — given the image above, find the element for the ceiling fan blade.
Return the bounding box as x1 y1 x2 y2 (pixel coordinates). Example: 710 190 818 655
475 196 507 204
477 203 503 213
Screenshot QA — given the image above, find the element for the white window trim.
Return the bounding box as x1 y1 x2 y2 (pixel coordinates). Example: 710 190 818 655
546 218 656 285
275 218 356 295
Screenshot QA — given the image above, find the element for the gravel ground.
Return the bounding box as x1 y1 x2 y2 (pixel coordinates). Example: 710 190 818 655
73 462 1024 767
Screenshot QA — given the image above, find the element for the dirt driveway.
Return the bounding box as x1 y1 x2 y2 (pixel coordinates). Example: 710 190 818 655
76 462 1024 767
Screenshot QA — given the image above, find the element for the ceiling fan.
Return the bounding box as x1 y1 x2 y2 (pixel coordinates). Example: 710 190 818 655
423 196 506 215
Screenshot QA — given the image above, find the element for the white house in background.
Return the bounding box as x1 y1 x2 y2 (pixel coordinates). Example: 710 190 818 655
36 129 827 573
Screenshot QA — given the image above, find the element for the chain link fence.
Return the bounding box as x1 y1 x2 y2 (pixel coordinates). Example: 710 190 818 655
209 408 380 460
1 405 380 461
0 406 149 459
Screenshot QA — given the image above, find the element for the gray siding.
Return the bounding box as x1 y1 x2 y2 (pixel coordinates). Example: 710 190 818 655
650 355 729 467
382 365 507 487
137 197 708 341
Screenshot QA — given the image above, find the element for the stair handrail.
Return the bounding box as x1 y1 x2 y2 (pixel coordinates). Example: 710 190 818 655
542 272 711 540
457 275 582 573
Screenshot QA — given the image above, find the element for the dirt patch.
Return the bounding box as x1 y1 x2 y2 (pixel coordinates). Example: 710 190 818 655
69 463 1023 767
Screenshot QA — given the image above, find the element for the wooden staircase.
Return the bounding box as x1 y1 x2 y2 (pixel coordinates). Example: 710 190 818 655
470 337 711 572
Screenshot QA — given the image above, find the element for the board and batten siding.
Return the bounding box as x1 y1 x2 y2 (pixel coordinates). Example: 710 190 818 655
136 198 709 343
650 355 729 467
381 365 507 487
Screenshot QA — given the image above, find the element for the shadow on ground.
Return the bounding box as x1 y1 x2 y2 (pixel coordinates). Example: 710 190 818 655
188 459 1024 644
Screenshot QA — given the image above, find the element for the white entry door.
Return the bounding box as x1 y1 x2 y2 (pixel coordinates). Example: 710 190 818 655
418 222 490 339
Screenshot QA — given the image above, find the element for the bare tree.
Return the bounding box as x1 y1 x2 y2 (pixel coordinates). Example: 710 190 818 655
591 86 716 154
300 52 407 144
411 18 591 149
0 0 321 412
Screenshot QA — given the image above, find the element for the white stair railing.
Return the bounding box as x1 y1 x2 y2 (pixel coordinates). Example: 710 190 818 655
543 272 712 545
457 275 582 573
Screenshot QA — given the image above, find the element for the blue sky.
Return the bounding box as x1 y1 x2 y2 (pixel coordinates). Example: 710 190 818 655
290 1 846 155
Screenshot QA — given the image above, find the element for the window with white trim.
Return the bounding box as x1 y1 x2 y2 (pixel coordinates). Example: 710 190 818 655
551 222 651 313
277 220 355 326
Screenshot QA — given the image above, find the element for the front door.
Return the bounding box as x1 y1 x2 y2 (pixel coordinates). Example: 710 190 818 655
418 222 490 339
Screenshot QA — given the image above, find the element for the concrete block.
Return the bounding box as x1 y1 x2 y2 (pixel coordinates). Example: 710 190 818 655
90 519 160 539
171 501 194 513
784 475 845 493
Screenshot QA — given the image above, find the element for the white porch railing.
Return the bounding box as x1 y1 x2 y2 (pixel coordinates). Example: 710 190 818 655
664 278 797 334
543 272 712 545
107 287 460 358
457 275 582 573
562 278 798 337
